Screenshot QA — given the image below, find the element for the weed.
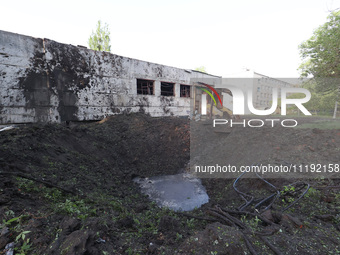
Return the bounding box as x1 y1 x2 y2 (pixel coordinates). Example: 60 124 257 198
1 213 33 254
55 199 96 219
186 218 196 229
176 233 183 241
5 209 15 217
3 215 21 226
305 187 321 199
334 214 340 225
15 231 32 255
79 165 88 171
283 185 295 193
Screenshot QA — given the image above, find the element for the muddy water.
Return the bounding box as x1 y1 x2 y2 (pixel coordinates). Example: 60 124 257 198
134 173 209 211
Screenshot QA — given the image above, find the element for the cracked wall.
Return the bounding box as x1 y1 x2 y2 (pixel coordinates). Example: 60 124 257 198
0 30 218 123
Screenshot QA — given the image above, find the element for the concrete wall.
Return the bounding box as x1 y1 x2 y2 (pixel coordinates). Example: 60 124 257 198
221 70 293 113
0 30 218 123
253 72 292 109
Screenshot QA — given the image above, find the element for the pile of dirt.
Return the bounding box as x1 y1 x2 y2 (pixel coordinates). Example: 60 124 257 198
0 113 190 195
0 114 339 254
0 113 190 254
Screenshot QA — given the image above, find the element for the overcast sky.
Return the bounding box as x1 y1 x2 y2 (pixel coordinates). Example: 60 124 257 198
1 0 339 77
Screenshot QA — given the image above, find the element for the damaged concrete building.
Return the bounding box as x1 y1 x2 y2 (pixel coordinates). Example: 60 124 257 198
0 30 220 124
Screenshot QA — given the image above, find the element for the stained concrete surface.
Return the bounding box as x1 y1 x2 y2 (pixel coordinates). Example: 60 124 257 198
0 30 218 124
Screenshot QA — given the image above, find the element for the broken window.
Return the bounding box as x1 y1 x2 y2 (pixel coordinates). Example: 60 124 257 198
137 79 154 95
180 84 191 98
161 82 175 96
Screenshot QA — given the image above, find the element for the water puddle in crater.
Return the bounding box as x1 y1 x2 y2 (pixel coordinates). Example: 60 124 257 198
134 173 209 211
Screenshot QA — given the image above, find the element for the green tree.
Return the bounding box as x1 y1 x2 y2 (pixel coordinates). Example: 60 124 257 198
195 66 207 73
88 20 111 52
299 11 340 117
284 81 337 115
299 11 340 80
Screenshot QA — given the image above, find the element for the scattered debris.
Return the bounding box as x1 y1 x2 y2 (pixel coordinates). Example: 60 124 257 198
95 238 106 244
4 242 14 255
0 126 16 132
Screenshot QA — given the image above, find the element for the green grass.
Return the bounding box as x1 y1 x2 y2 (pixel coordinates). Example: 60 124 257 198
295 120 340 129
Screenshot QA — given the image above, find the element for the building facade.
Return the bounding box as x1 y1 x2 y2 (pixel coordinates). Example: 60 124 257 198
221 69 294 115
0 30 218 124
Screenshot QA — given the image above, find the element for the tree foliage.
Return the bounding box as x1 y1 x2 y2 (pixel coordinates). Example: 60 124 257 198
195 66 207 73
299 11 340 117
88 20 111 52
287 81 337 115
299 11 340 78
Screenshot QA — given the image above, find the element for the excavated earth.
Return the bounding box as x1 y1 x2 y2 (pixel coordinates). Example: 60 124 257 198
0 113 339 255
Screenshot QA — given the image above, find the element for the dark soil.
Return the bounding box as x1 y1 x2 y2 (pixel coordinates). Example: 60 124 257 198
0 113 339 255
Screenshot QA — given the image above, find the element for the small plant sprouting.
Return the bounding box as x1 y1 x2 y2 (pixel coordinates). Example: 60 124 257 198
15 230 32 255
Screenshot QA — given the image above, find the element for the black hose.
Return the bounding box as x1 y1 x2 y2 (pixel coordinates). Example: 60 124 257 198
233 164 310 213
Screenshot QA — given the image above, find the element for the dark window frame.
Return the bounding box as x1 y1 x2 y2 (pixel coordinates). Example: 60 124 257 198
180 84 191 98
160 82 175 97
137 79 155 95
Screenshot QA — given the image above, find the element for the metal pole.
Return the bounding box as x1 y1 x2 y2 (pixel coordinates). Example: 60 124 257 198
333 101 338 119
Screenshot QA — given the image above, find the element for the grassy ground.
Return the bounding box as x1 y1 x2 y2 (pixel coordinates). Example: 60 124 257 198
296 119 340 129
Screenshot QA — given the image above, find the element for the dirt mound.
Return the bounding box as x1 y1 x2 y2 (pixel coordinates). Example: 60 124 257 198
0 113 190 254
0 113 189 193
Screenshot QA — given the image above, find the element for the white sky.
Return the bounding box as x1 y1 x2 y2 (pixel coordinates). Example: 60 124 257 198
1 0 339 77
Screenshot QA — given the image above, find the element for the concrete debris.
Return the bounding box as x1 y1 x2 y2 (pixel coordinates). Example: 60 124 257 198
0 126 15 132
4 242 14 255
